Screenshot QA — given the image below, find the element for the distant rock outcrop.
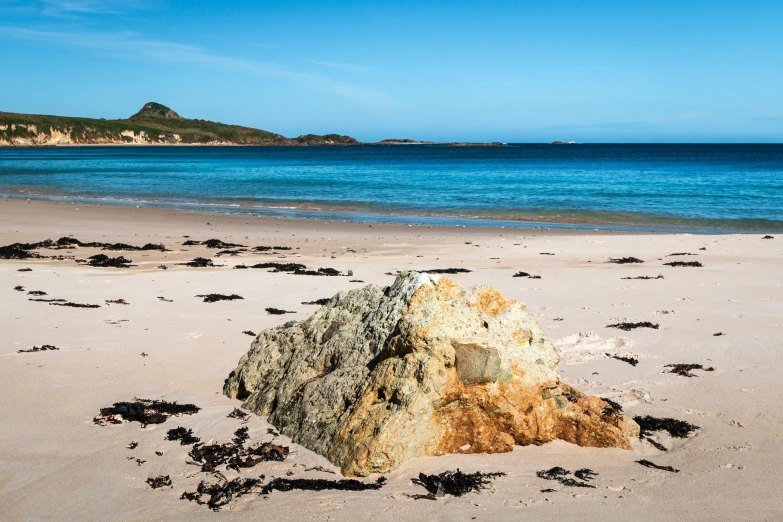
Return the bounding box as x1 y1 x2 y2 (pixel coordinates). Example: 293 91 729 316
225 272 638 476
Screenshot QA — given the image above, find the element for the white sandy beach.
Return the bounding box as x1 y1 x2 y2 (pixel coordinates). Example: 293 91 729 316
1 198 782 521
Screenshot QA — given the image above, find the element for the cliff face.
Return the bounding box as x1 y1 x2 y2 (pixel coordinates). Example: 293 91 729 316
225 272 639 476
0 103 358 147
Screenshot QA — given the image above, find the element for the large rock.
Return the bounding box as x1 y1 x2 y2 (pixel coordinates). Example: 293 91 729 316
224 272 638 476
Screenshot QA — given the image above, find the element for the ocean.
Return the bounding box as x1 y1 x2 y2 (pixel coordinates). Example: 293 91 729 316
0 144 781 233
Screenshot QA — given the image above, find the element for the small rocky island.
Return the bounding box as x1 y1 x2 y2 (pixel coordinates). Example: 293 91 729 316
225 272 638 476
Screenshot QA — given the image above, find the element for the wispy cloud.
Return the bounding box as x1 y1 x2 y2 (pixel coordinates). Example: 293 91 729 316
0 26 396 109
308 60 374 73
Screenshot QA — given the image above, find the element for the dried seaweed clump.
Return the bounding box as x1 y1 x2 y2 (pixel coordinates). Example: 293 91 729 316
637 459 679 473
664 261 703 267
609 257 644 264
421 268 472 274
180 257 217 268
181 477 263 511
634 415 700 442
411 470 505 499
242 330 256 337
86 254 134 268
622 274 664 280
664 363 715 377
166 427 201 445
254 245 292 251
265 307 295 315
18 345 59 353
187 427 289 473
536 467 597 488
147 475 173 489
606 321 659 331
0 245 40 259
93 398 201 427
197 294 244 303
262 477 386 495
513 271 541 279
227 408 250 422
202 239 246 249
46 299 99 308
607 353 639 366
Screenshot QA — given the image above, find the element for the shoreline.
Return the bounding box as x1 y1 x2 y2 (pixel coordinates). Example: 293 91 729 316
1 193 772 235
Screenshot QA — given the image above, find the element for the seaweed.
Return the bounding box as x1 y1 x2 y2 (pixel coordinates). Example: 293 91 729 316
609 257 644 264
540 252 555 255
166 427 201 445
135 459 146 466
512 271 541 278
762 235 774 239
667 253 697 256
50 301 101 308
349 279 364 283
713 332 725 336
105 299 129 305
180 257 216 268
18 345 59 353
86 254 134 268
262 477 385 495
250 262 306 272
636 459 679 473
293 267 349 276
607 353 639 366
127 441 138 450
421 268 472 274
601 397 623 417
182 240 201 246
188 437 289 473
536 467 596 488
215 249 243 256
157 296 173 302
634 415 700 439
29 298 66 303
606 322 659 331
147 475 172 489
202 239 246 249
242 330 256 336
27 290 47 296
622 275 664 280
196 294 244 303
181 476 263 511
227 408 250 422
266 307 295 315
18 268 33 272
14 285 25 291
664 363 714 377
233 264 248 269
664 261 703 267
0 245 39 259
254 245 292 251
158 265 168 270
411 470 504 498
93 398 201 427
302 298 330 305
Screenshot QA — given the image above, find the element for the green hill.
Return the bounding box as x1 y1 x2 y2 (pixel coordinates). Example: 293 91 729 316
0 102 359 146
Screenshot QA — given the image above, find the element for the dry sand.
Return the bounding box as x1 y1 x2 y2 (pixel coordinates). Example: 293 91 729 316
1 198 781 521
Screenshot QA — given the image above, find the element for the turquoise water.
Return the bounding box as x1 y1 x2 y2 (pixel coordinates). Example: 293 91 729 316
0 144 781 232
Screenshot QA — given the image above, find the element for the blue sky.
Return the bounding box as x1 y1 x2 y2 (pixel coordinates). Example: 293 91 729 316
1 0 781 142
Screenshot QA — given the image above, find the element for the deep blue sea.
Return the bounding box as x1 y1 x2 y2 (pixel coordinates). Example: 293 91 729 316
1 144 782 232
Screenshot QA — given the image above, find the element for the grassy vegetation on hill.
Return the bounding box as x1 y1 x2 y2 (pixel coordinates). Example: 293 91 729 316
0 102 358 146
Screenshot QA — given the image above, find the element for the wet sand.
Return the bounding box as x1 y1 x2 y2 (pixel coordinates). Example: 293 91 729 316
1 198 781 521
